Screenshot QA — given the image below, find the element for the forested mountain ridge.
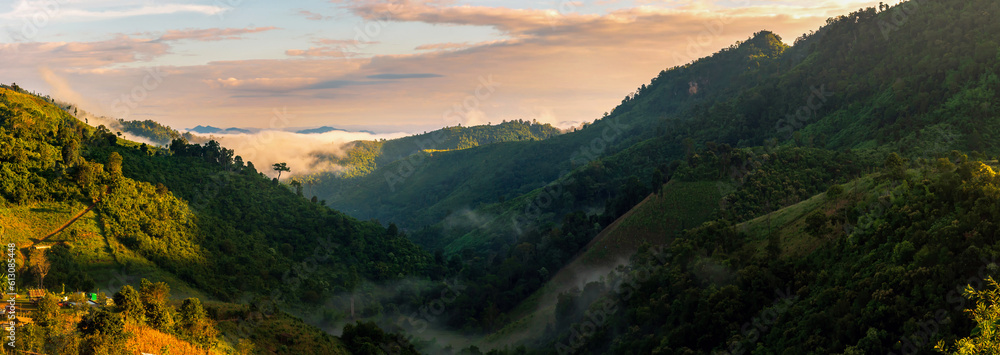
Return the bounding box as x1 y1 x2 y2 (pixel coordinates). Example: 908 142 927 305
317 0 1000 260
392 0 1000 258
309 29 791 235
0 84 429 353
316 119 562 180
465 0 1000 353
5 0 1000 353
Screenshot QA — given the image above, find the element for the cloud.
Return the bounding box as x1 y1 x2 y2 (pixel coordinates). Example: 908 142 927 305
286 46 361 58
366 73 443 80
38 66 96 110
198 129 411 178
158 27 279 42
0 36 169 68
298 10 331 21
204 77 321 91
303 80 385 90
414 41 505 51
5 0 884 140
312 38 379 46
37 66 162 145
0 2 228 22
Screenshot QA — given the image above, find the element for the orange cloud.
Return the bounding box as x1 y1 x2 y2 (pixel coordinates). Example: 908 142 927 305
286 46 362 58
158 27 279 42
0 36 168 68
5 0 882 135
414 40 505 51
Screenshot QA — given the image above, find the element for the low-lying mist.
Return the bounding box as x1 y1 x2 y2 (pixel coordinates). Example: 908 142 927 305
192 129 410 179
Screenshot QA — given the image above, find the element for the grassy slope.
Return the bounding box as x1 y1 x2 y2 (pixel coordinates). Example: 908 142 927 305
480 180 722 348
0 197 208 300
736 175 879 260
483 170 898 351
0 87 378 354
210 301 351 354
576 181 722 265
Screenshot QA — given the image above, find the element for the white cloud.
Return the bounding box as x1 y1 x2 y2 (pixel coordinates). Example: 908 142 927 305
198 129 411 179
0 1 228 22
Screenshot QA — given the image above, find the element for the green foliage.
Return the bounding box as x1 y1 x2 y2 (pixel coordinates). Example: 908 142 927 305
523 157 1000 354
78 308 129 355
114 285 145 324
34 293 61 328
178 298 218 347
320 120 562 179
272 162 290 179
805 211 831 238
341 321 419 355
140 279 175 331
115 118 182 145
937 277 1000 354
884 152 907 181
827 184 844 198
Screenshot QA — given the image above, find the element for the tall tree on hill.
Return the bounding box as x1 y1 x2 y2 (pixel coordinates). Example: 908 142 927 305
30 249 49 289
272 162 290 180
107 151 123 179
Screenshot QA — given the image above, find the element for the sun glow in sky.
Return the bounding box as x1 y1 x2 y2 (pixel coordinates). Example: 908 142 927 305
1 0 882 133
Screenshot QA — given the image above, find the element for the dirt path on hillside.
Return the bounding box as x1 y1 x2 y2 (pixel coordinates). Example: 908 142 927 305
36 204 95 242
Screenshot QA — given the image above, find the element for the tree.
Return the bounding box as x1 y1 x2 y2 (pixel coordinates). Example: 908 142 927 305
804 211 830 238
347 266 361 319
107 151 123 179
341 321 419 355
179 298 218 347
140 279 174 331
30 249 50 289
62 138 80 166
884 152 906 180
936 277 1000 354
237 338 256 355
272 162 290 180
139 278 170 306
77 308 129 354
33 294 60 328
169 138 189 155
826 184 844 199
114 285 145 324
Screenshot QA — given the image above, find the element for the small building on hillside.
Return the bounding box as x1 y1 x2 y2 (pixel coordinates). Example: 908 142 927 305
27 289 46 302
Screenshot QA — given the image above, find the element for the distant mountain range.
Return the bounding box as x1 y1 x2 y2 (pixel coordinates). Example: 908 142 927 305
185 125 375 135
294 126 376 135
186 125 254 134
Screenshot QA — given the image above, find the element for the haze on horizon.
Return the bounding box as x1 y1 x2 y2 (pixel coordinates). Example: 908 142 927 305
1 0 881 134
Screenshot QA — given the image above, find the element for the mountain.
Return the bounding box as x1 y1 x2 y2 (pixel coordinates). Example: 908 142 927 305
317 0 1000 257
295 126 375 135
305 0 1000 352
466 0 1000 353
0 84 427 353
7 0 1000 353
187 125 253 134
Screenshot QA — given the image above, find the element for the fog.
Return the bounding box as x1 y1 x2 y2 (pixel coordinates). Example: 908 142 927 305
194 129 411 179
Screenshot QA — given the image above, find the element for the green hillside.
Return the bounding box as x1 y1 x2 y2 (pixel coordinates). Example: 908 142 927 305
7 0 1000 353
519 155 1000 354
311 31 793 233
321 0 1000 263
0 85 427 353
316 120 561 179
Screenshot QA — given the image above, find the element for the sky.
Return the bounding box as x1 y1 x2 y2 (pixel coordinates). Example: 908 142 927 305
0 0 884 134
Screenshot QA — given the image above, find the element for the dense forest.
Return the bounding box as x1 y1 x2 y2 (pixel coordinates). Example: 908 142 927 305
0 85 429 353
5 0 1000 353
303 0 1000 353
